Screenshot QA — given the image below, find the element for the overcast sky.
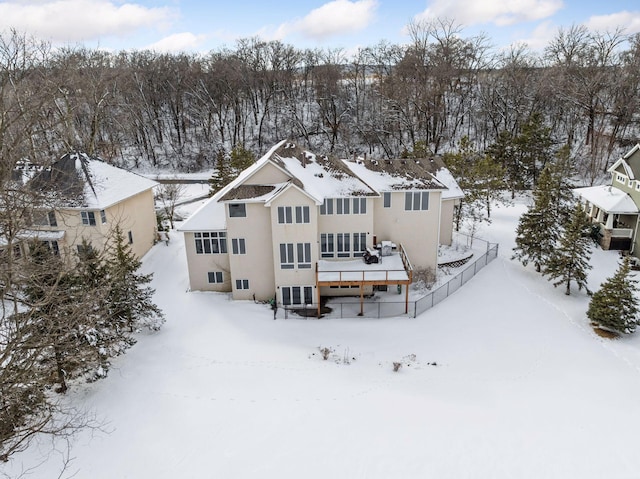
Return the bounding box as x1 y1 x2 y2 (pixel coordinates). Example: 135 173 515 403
1 0 639 54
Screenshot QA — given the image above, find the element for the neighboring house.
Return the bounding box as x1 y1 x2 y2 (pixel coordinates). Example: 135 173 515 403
11 152 158 261
575 144 640 254
179 140 463 314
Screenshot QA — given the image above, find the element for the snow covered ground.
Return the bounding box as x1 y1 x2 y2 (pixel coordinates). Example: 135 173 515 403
9 195 640 479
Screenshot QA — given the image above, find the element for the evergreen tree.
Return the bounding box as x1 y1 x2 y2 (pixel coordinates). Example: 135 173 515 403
208 149 232 196
587 257 640 334
543 202 593 295
516 112 554 187
513 153 575 272
105 226 165 333
486 130 522 199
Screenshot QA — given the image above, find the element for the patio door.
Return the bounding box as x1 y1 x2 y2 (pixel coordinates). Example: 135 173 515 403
282 286 313 305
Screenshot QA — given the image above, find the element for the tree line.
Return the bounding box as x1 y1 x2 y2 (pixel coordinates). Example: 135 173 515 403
0 20 639 181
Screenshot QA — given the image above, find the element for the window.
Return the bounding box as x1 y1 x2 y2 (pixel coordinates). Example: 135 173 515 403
352 233 367 257
336 198 350 215
636 181 640 191
235 279 249 290
278 206 292 224
280 243 295 269
282 286 313 305
337 233 351 258
383 192 391 208
616 173 626 184
232 238 246 254
76 243 91 256
33 211 58 227
404 191 429 211
352 198 366 214
128 231 134 244
41 240 60 256
194 232 227 254
320 198 333 215
295 206 310 223
229 203 246 217
81 211 96 226
321 233 334 258
297 242 311 268
100 210 107 224
207 271 224 284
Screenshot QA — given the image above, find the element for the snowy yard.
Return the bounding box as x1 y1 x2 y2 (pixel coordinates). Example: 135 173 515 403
9 196 640 479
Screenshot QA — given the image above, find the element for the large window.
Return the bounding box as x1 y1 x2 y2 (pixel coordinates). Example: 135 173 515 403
352 198 366 214
321 233 334 258
229 203 246 217
81 211 96 226
297 243 311 268
337 233 351 258
208 271 224 284
352 233 367 257
278 206 293 224
282 286 313 306
295 206 310 223
232 238 246 254
383 192 391 208
280 243 295 269
100 209 107 224
336 198 350 215
41 240 60 256
320 198 334 215
404 192 429 211
195 232 227 254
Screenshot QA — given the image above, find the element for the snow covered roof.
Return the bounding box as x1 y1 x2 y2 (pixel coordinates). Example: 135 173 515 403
342 157 447 192
28 152 158 209
574 185 639 214
178 196 227 232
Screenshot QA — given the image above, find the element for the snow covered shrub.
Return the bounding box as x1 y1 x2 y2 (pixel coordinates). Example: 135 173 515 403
412 267 436 291
319 347 333 360
393 362 402 372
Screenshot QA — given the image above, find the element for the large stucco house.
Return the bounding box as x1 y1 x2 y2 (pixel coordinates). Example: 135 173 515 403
575 144 640 255
10 152 158 261
179 140 462 313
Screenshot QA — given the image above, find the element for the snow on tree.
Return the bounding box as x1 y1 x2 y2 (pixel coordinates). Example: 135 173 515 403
587 256 640 334
209 145 256 196
543 202 592 295
512 152 575 272
104 226 165 333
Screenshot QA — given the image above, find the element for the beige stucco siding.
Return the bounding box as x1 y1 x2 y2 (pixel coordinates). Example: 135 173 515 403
269 188 318 302
439 199 456 246
247 162 291 185
372 191 440 271
53 189 156 260
227 202 275 301
183 231 231 292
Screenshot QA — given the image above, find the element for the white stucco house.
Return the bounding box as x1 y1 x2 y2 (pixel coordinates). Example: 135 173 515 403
179 140 463 314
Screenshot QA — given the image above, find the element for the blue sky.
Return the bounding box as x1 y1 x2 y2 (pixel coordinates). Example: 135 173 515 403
1 0 639 54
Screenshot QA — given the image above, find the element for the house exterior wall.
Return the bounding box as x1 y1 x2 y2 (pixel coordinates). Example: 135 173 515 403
318 197 375 255
247 162 291 185
183 231 231 292
269 188 318 304
227 202 275 301
51 189 156 260
372 191 440 271
439 199 456 246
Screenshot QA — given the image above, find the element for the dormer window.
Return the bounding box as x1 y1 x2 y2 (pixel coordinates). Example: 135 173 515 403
616 173 626 185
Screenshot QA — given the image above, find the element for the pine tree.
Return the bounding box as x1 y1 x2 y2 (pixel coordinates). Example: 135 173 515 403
208 149 231 196
587 257 640 334
543 202 592 295
512 153 575 272
105 226 165 333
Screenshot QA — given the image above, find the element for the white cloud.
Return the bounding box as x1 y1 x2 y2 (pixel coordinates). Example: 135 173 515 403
510 20 558 51
0 0 175 42
415 0 563 27
584 11 640 35
145 32 206 53
268 0 378 41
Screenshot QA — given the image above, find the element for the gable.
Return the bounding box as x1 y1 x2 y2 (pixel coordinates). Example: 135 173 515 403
245 161 291 185
625 147 640 179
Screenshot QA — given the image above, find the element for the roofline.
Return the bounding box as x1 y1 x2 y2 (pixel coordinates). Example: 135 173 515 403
264 182 323 206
